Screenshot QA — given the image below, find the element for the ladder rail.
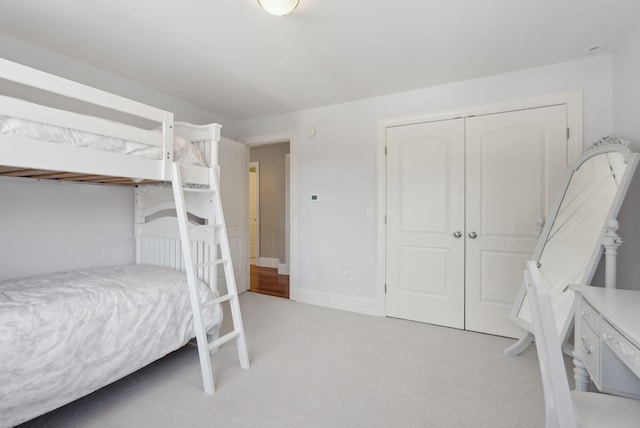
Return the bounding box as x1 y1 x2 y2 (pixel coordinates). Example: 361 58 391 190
172 162 250 395
171 164 216 394
209 169 250 369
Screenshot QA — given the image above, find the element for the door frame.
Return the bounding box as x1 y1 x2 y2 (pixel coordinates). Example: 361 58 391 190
376 91 583 316
284 153 290 276
240 131 297 301
249 161 260 264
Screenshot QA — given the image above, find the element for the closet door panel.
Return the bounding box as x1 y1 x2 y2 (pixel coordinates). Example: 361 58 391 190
400 140 448 232
386 119 465 328
480 251 531 304
479 133 543 235
465 105 568 337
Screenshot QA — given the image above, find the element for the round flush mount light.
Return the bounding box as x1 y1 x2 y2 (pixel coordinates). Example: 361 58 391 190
257 0 299 16
584 43 606 54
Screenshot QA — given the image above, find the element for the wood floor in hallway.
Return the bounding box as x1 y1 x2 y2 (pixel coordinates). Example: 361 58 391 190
250 265 289 299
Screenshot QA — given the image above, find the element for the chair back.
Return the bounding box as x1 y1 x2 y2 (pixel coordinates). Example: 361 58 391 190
525 260 577 428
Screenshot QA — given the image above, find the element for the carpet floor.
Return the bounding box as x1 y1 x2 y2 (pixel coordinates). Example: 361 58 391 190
20 291 549 427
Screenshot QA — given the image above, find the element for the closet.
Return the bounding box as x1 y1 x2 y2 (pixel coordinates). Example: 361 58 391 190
385 105 568 338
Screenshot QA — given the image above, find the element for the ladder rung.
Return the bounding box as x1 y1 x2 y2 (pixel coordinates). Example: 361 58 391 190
194 261 216 268
209 293 234 305
182 186 215 193
189 224 223 231
208 330 241 351
191 258 228 269
200 294 234 313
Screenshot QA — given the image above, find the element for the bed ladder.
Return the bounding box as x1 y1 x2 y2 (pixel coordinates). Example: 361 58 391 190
171 163 250 394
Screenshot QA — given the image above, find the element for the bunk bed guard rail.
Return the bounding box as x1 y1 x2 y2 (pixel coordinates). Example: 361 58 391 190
0 57 176 179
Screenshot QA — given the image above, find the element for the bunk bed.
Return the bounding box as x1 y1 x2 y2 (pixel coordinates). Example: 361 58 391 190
0 58 247 427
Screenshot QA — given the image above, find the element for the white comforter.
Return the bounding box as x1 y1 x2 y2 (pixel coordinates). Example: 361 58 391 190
0 108 206 166
0 265 222 427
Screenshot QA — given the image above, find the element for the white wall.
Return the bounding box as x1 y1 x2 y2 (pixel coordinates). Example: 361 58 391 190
612 23 640 291
613 25 640 141
0 179 134 281
236 56 614 313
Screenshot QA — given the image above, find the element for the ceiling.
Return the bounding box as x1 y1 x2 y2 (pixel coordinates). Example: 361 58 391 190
0 1 639 121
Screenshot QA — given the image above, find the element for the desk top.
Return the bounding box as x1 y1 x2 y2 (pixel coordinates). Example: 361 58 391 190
573 284 640 347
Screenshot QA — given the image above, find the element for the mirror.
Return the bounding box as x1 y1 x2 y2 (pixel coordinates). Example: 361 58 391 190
508 136 639 352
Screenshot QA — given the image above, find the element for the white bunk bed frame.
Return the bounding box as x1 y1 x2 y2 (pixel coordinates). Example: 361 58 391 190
0 57 212 183
0 58 249 401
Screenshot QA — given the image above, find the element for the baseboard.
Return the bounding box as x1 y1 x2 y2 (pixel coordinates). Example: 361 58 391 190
256 257 279 269
278 263 289 275
292 287 384 317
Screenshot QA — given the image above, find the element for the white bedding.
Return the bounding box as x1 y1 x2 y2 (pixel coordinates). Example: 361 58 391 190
0 109 206 166
0 265 222 427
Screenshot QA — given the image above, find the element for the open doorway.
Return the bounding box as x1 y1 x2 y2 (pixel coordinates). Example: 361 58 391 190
247 141 290 299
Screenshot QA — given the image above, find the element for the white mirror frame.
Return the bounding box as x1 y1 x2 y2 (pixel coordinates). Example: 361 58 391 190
506 136 639 355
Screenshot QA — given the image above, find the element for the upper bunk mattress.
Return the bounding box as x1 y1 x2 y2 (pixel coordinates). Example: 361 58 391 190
0 100 206 166
0 264 222 427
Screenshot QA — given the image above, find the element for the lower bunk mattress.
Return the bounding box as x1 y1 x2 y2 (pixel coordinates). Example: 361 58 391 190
0 264 223 427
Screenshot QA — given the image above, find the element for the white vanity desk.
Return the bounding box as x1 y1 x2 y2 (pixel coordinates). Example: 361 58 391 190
573 284 640 399
506 138 640 403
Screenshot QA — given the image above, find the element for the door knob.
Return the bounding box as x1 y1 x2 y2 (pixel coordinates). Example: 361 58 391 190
468 232 477 239
453 231 462 238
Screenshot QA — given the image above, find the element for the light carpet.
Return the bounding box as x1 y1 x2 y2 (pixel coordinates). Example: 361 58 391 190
20 292 548 427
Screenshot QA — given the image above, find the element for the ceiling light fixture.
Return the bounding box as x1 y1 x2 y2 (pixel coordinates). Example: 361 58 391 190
257 0 299 16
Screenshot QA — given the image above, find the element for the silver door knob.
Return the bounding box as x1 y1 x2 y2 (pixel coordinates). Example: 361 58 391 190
453 231 462 238
468 232 477 239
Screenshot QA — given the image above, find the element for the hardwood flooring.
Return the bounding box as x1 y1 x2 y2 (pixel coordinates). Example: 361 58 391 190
250 265 289 299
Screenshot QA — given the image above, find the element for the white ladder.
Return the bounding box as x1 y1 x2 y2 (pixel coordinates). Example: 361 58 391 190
171 162 250 394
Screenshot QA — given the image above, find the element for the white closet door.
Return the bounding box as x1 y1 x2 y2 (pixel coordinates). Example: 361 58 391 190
386 119 465 328
464 105 568 337
219 137 248 294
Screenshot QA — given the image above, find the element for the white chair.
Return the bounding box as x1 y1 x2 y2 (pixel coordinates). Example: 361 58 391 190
524 260 640 428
